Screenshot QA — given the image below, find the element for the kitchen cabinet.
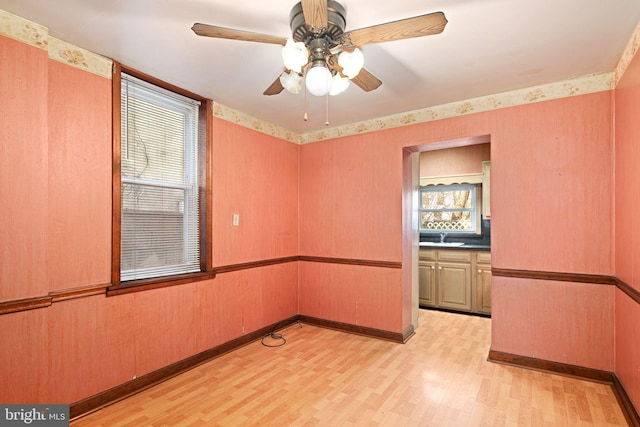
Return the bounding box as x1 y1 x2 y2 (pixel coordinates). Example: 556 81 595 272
437 251 472 311
419 248 491 315
418 259 436 307
476 251 492 314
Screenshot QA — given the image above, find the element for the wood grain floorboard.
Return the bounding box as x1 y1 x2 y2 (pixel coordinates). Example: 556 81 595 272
72 310 628 426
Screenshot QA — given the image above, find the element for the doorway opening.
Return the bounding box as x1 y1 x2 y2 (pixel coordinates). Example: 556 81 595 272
403 135 492 330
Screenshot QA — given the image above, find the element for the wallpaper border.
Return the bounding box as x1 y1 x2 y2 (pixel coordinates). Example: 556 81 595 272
48 36 112 79
0 9 47 50
0 9 112 79
212 71 616 145
215 14 640 144
3 7 640 144
212 102 300 144
297 72 615 144
615 19 640 85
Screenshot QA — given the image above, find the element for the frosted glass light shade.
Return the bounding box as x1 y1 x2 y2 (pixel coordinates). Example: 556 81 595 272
305 65 333 96
279 70 303 94
281 38 309 73
329 74 350 96
337 48 364 79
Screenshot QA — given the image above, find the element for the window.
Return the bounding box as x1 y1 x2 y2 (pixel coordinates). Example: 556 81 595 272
117 71 203 283
420 184 477 233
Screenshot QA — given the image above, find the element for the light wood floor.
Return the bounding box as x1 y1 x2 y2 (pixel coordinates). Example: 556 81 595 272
72 309 628 426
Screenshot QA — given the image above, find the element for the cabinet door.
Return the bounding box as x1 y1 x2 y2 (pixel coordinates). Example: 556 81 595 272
418 260 436 307
438 262 472 311
476 264 492 314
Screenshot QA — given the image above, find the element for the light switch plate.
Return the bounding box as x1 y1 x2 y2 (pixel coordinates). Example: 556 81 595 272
232 213 240 226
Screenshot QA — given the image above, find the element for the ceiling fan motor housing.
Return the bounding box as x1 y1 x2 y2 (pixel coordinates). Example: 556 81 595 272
289 0 346 48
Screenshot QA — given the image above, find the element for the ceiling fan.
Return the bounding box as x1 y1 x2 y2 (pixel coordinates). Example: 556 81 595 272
191 0 447 97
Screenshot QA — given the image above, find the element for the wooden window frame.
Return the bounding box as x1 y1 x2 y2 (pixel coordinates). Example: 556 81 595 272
109 62 214 295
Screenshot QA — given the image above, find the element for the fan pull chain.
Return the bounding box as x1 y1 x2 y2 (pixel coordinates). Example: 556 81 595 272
325 92 330 126
303 81 309 121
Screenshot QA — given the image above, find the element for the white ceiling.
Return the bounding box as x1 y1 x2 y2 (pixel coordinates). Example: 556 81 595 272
2 0 640 133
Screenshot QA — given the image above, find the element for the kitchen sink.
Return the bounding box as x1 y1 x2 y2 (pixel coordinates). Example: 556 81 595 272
420 242 465 247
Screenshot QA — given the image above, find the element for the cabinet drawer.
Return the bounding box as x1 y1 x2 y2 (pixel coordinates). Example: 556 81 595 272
419 249 437 261
476 251 491 264
437 250 471 263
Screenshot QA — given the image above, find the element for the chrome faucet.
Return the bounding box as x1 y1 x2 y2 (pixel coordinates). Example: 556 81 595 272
440 232 447 243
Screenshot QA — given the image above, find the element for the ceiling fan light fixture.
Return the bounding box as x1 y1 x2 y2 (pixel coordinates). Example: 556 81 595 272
282 38 309 73
329 74 350 96
192 4 448 102
305 62 333 96
280 70 303 94
337 48 364 79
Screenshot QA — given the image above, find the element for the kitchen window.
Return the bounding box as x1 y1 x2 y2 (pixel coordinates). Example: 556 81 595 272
420 184 477 234
111 64 212 289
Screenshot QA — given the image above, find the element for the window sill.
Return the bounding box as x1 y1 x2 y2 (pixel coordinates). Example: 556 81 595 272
107 271 217 296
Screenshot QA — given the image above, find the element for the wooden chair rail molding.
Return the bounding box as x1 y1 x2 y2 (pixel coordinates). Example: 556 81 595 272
298 255 403 269
0 256 402 315
0 284 109 315
488 350 640 427
614 276 640 304
3 265 640 315
0 264 640 315
490 267 617 285
492 267 640 304
4 265 640 315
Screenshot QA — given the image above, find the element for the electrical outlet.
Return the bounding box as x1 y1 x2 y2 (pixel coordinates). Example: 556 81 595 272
232 213 240 226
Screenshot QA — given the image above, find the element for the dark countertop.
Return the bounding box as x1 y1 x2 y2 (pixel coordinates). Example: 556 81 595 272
419 242 490 251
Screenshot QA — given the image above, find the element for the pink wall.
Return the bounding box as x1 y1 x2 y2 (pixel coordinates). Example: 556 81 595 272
2 18 636 410
0 309 49 402
212 121 299 266
0 37 49 301
615 42 640 292
299 133 403 261
492 276 614 369
299 262 403 331
614 41 640 410
491 95 613 275
298 130 406 332
0 34 299 404
47 60 112 291
298 92 614 369
45 264 298 404
47 293 136 403
614 289 640 410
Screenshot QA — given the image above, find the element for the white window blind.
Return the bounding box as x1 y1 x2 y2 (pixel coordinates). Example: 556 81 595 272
120 73 200 281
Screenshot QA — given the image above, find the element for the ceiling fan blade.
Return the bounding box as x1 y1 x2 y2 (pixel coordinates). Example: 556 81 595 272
352 68 382 92
263 75 284 96
339 12 447 48
326 55 381 91
301 0 328 30
191 23 287 45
